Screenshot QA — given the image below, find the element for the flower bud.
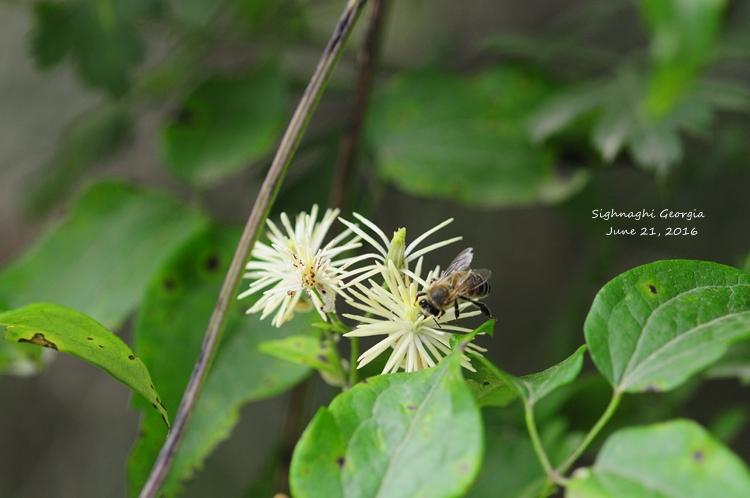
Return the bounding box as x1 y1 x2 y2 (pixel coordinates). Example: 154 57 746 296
385 228 406 271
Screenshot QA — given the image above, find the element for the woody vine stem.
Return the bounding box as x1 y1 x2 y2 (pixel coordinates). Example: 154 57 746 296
137 1 369 496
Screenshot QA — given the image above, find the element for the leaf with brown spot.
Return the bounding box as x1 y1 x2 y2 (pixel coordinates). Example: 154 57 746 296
0 303 169 427
585 260 750 393
127 227 311 497
565 420 750 497
290 350 483 498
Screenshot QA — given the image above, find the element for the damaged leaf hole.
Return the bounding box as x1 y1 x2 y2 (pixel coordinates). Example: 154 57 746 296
203 253 220 273
128 355 135 360
693 450 705 463
336 456 345 470
649 284 658 294
162 276 177 292
18 333 57 350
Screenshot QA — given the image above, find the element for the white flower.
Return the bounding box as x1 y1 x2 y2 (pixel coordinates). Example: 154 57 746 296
343 259 486 373
239 205 362 327
337 214 461 284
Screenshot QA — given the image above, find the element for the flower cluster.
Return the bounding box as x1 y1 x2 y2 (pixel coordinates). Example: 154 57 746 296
239 204 489 373
343 259 486 373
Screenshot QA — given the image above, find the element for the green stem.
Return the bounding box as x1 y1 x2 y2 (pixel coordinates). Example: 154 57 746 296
137 2 369 496
320 325 347 385
556 390 622 476
525 402 553 475
326 310 351 335
526 402 559 498
537 478 556 498
348 335 359 387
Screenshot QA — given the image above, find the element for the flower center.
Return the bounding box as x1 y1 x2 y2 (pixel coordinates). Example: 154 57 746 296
290 250 327 290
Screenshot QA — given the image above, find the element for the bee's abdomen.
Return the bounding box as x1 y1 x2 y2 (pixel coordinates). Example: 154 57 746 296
466 274 491 297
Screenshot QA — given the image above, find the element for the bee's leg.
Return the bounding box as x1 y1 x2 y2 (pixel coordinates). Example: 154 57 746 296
464 298 494 319
454 300 460 325
434 309 446 329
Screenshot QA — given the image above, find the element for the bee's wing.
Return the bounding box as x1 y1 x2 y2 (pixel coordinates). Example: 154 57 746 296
443 247 474 276
469 269 492 288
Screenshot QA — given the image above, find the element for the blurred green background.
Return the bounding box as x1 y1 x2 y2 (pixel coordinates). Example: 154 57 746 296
1 0 750 496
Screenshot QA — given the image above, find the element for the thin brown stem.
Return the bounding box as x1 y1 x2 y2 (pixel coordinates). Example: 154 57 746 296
329 0 390 213
274 377 314 495
137 1 369 496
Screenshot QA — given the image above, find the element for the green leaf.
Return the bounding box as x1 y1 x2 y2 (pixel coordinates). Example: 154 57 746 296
168 0 222 27
127 227 311 497
234 0 306 36
565 419 750 498
290 352 483 498
0 303 168 426
467 426 544 498
705 341 750 384
368 67 588 208
528 67 722 176
477 345 587 406
708 406 749 445
30 1 144 97
584 260 750 393
0 299 42 376
260 335 346 385
26 103 132 215
161 65 287 186
527 81 606 144
480 33 618 70
0 181 207 330
466 376 517 408
638 0 730 117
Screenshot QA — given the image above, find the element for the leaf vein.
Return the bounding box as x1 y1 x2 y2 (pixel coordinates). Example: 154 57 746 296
374 363 450 497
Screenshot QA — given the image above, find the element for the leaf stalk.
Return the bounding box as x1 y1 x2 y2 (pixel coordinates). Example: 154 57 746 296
557 390 622 476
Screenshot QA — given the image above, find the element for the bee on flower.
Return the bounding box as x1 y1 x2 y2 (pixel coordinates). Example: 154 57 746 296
343 258 487 374
242 206 490 375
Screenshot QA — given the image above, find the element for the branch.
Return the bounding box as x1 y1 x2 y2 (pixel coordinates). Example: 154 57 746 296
329 0 389 212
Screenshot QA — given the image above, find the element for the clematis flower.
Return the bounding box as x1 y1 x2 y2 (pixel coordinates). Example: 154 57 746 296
239 205 363 327
343 259 486 373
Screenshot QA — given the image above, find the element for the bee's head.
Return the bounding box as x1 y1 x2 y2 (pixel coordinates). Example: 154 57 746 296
417 297 439 317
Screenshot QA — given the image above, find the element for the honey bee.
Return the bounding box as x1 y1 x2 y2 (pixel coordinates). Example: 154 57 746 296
416 247 493 324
